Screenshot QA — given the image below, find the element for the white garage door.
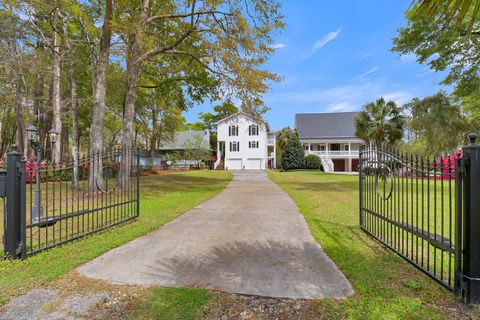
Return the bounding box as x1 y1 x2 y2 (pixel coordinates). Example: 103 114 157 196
227 158 242 170
246 158 262 170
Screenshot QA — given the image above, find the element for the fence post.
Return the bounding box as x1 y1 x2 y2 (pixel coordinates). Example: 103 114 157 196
461 132 480 304
359 144 364 227
136 148 140 217
4 145 25 259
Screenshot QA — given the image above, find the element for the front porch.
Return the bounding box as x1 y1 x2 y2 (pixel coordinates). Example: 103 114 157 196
303 141 361 159
301 140 362 172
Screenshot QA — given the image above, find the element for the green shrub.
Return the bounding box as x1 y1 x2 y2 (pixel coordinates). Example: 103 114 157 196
305 154 322 170
281 138 305 170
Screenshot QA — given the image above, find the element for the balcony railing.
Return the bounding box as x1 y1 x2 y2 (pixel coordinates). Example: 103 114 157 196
268 152 275 158
306 150 359 157
267 138 275 145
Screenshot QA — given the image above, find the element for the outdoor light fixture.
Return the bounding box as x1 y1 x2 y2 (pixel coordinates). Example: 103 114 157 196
27 125 59 224
47 128 59 145
26 125 39 144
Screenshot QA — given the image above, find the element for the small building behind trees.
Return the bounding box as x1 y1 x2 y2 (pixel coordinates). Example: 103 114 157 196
139 130 212 169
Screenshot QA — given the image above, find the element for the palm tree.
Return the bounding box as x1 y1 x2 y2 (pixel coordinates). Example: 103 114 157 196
355 98 405 145
413 0 480 33
276 127 298 151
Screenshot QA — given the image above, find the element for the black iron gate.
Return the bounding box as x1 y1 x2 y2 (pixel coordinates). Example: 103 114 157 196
359 133 480 305
1 147 140 258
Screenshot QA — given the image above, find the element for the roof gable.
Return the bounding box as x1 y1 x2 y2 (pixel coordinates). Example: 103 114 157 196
295 112 361 139
215 111 266 125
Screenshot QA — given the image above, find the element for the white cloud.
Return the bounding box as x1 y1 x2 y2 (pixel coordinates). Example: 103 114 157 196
399 53 417 63
264 80 417 111
327 102 357 112
360 53 373 59
301 28 342 58
382 91 412 106
272 43 287 49
358 67 379 77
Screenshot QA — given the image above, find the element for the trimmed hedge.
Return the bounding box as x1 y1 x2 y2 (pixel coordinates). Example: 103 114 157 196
281 139 305 170
305 154 322 170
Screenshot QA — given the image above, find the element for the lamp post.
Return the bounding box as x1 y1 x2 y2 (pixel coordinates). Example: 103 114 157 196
26 125 59 223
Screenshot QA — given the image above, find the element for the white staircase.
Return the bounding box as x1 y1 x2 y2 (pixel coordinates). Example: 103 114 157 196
320 157 334 173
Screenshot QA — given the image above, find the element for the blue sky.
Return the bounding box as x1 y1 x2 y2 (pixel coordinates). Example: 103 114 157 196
183 1 450 131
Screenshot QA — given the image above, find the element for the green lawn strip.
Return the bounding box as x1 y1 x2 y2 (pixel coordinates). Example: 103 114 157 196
0 171 232 308
128 287 214 320
268 171 460 320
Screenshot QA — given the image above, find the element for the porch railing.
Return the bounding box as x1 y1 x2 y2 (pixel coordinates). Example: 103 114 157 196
307 150 359 157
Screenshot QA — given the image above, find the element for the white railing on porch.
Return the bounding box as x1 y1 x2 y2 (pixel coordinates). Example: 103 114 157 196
320 157 334 173
214 157 221 169
307 150 359 157
267 138 275 145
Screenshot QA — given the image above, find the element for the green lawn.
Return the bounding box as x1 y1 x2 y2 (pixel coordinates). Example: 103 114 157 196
128 287 214 320
0 170 232 308
268 171 470 320
2 169 475 319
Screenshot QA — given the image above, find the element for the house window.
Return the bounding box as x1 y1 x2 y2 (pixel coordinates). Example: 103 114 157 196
249 125 259 136
229 125 239 136
249 141 259 148
320 145 326 151
230 141 240 152
344 144 349 151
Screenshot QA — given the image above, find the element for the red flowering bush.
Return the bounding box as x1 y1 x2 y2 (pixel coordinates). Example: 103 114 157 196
433 149 463 180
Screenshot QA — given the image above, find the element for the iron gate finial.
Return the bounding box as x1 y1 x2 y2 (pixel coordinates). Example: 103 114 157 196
468 132 477 145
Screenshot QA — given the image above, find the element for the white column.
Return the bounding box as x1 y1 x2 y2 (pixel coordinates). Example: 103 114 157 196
348 142 351 157
273 143 276 169
325 142 329 157
308 142 311 155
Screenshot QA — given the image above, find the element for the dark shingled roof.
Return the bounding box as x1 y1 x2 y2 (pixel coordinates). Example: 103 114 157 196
295 112 361 139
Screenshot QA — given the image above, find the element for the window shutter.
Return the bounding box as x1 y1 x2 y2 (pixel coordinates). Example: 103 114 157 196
236 126 239 136
249 141 251 148
229 142 232 151
237 142 239 151
229 126 231 136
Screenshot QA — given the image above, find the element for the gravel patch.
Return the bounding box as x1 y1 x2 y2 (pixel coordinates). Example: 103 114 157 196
0 289 58 320
0 290 111 320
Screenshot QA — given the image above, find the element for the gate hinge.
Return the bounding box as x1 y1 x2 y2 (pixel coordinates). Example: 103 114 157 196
15 242 23 257
458 159 469 173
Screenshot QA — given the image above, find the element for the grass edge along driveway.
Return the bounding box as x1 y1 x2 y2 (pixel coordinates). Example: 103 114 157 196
267 170 474 320
0 170 232 308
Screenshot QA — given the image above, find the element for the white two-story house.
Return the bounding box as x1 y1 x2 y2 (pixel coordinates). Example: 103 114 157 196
295 112 364 172
214 112 276 170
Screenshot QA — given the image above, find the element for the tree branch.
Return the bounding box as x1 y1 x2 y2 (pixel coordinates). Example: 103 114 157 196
144 9 233 26
135 0 197 64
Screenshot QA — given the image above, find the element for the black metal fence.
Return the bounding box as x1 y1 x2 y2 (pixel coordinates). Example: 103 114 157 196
1 147 140 258
359 134 480 305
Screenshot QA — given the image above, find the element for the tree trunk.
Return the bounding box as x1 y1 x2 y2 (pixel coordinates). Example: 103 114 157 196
88 0 112 192
33 61 45 160
70 71 80 189
13 82 26 157
119 0 149 188
119 57 141 188
51 7 62 162
61 122 70 161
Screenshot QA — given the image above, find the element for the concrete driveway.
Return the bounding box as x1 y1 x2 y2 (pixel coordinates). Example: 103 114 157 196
77 171 353 299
